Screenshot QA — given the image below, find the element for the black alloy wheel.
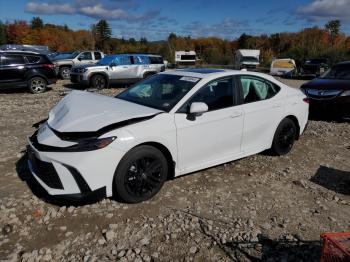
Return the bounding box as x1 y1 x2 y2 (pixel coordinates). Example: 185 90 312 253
113 145 168 203
271 118 297 156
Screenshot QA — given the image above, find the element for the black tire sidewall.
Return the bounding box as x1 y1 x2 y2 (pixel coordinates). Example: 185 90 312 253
113 145 168 203
28 77 47 94
271 118 297 156
91 75 106 89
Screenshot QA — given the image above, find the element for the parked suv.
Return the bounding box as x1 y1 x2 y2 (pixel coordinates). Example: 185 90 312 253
0 51 57 93
70 54 165 89
52 51 104 79
300 58 329 77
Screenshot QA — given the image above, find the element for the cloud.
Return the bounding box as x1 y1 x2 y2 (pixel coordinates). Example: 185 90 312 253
25 2 75 14
25 0 158 22
79 4 125 19
297 0 350 20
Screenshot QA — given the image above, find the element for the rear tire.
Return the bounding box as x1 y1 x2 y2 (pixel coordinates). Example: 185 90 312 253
91 74 107 89
59 67 71 80
271 118 297 156
28 77 47 94
113 145 168 203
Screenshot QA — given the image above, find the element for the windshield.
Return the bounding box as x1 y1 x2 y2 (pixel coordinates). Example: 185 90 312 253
117 74 200 112
320 66 350 80
242 56 259 63
96 56 115 65
53 51 79 60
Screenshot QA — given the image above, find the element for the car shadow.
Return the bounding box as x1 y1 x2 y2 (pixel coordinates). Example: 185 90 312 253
16 152 104 206
0 86 53 94
217 233 321 261
310 166 350 195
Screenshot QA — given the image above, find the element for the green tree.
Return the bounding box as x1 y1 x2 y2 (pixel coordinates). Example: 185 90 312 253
30 17 43 29
94 20 112 51
0 20 6 45
325 20 341 46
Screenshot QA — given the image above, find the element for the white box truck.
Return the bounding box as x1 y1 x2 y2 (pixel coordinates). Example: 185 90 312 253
175 51 196 66
234 49 260 70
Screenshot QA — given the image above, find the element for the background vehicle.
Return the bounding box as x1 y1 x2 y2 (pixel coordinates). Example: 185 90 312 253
52 51 104 80
0 51 56 93
270 58 297 77
301 61 350 119
175 51 196 66
300 58 329 77
70 54 165 89
235 49 260 70
0 44 53 55
28 69 308 203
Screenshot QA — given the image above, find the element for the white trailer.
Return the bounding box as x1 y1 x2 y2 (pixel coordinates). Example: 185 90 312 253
175 51 196 66
234 49 260 70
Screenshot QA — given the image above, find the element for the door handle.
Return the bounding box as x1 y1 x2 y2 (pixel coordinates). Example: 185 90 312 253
273 104 282 108
17 65 25 69
231 111 242 118
122 66 128 68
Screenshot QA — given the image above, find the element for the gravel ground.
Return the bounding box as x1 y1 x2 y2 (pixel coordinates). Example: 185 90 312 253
0 78 349 261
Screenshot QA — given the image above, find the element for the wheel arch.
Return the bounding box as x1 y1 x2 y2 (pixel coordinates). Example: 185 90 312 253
123 141 176 181
27 74 49 84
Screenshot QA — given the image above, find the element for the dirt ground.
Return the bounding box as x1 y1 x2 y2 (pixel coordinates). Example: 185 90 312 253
0 78 349 262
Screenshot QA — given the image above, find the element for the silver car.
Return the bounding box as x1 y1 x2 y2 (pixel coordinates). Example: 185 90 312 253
70 54 165 89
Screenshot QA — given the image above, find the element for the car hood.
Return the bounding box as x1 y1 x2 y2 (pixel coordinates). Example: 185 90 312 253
47 91 163 133
301 78 350 91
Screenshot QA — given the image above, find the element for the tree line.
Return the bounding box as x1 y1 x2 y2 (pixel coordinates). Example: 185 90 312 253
0 17 349 66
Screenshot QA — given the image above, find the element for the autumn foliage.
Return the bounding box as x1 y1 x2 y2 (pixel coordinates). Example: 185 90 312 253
1 18 349 66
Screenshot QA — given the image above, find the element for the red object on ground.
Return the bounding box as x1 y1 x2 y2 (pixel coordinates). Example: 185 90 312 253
321 232 350 262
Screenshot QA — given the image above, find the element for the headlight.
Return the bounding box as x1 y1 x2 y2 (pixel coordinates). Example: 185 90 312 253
67 136 117 152
340 90 350 97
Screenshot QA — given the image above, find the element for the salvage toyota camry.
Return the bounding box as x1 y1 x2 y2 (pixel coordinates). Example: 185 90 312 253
27 69 309 203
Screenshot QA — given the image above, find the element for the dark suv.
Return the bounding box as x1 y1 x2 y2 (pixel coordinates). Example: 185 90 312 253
0 51 57 93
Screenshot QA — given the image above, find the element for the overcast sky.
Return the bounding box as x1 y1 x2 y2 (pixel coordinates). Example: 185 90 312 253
0 0 349 40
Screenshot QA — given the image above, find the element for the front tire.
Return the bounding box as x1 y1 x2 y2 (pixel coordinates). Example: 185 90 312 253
91 74 107 89
59 67 71 79
271 118 297 156
28 77 47 94
113 145 168 203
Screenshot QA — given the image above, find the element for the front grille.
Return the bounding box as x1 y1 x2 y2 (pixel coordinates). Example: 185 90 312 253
306 89 341 100
28 148 64 189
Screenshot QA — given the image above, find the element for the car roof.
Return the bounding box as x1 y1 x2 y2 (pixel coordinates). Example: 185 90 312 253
335 61 350 66
161 68 276 80
0 50 42 55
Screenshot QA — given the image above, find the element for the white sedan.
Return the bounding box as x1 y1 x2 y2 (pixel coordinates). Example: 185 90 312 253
27 69 309 203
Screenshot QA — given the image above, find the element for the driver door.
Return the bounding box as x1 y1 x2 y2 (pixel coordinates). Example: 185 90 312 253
75 52 94 66
174 77 244 174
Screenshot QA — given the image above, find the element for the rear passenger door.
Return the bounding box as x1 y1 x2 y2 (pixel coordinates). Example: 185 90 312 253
0 54 27 85
237 75 283 153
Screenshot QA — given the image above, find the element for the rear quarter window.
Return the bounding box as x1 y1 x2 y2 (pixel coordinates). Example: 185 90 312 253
25 55 41 64
149 56 164 64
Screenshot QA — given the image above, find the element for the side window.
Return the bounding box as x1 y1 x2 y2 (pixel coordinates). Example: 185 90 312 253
186 78 234 111
133 56 148 64
114 56 131 65
94 52 102 60
78 52 92 61
149 56 163 64
25 55 41 64
239 76 280 104
2 55 25 65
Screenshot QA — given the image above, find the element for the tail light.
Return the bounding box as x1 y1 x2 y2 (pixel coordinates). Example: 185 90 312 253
303 98 309 104
43 64 55 70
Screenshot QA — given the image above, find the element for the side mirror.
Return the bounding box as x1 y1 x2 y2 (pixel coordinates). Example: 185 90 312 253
77 57 82 61
187 102 208 121
110 62 117 67
189 102 208 115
